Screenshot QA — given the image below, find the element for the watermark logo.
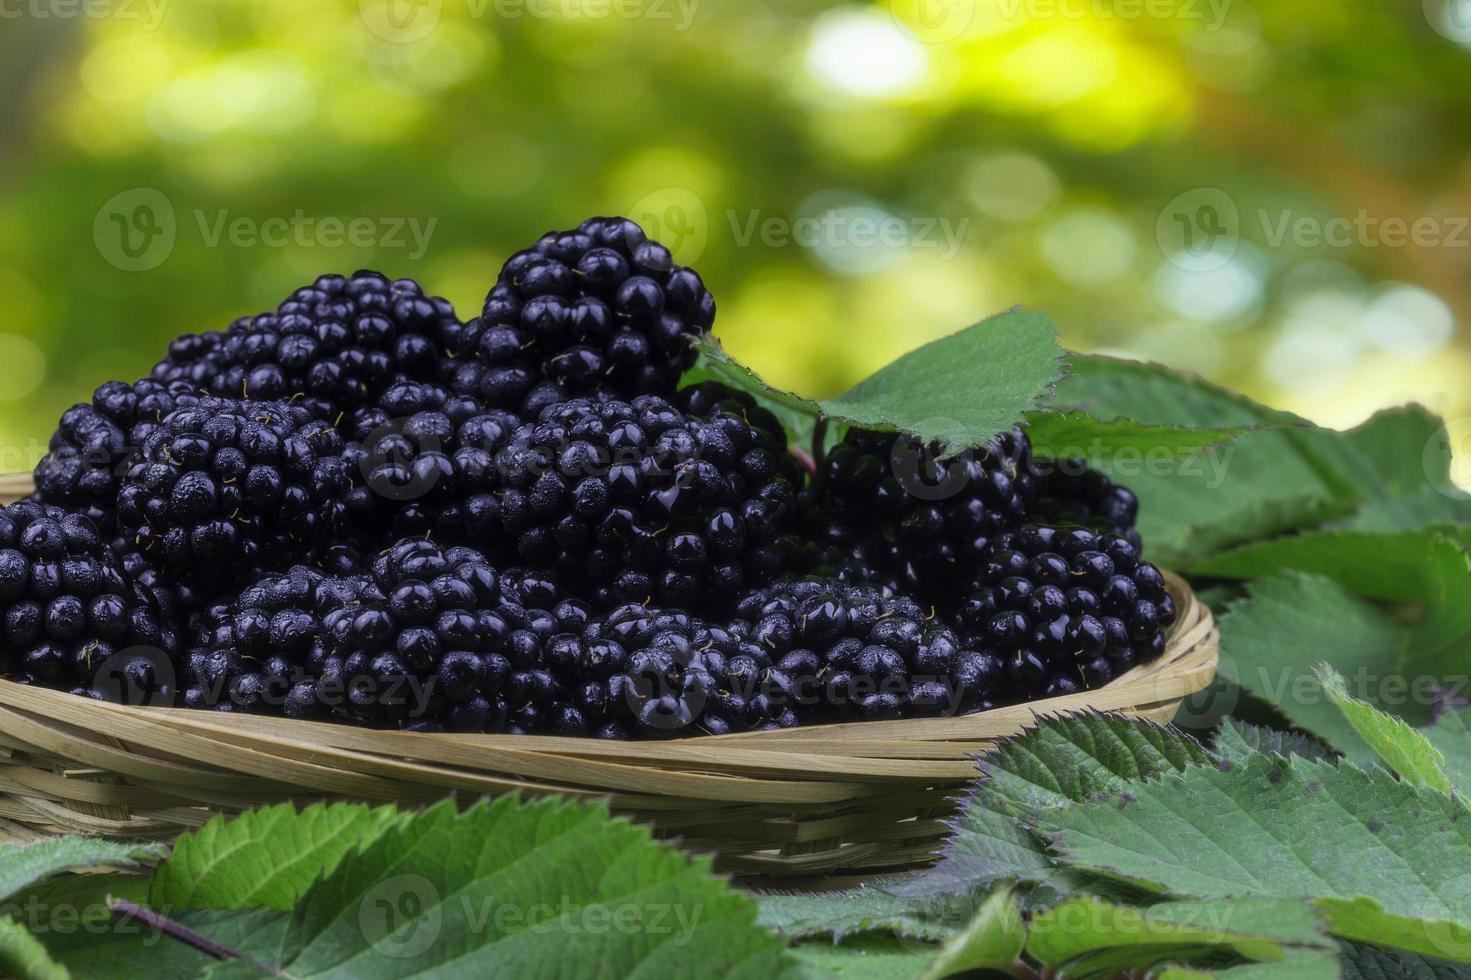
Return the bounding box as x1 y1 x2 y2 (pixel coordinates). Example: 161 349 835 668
628 188 710 266
94 188 176 273
360 0 442 42
0 0 168 29
1426 0 1471 43
1157 187 1239 271
360 875 444 958
891 0 976 43
93 189 438 271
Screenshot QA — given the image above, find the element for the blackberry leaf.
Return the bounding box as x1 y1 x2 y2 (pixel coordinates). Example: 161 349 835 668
1314 663 1456 795
1040 755 1471 961
151 802 404 911
0 838 162 905
891 713 1210 900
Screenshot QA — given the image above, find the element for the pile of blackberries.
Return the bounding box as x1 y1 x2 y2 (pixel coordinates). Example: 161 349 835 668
9 216 1175 738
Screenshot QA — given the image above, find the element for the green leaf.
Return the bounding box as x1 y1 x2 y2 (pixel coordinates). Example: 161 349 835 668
688 338 823 443
914 886 1024 980
207 796 799 978
788 934 927 980
756 888 959 942
0 916 70 980
1339 939 1471 979
1023 410 1253 458
1027 897 1333 978
1042 355 1361 566
1424 709 1471 798
1217 573 1433 765
1212 719 1337 765
1186 529 1471 603
819 308 1065 455
1041 755 1471 959
1350 490 1471 533
1314 663 1455 794
1154 948 1342 979
893 713 1210 898
1343 405 1455 497
41 908 287 980
0 839 162 905
151 802 403 911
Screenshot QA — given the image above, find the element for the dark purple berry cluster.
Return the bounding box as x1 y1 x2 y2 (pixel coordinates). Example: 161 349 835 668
33 380 207 533
0 501 175 700
955 525 1174 699
497 393 799 610
815 427 1039 601
151 271 455 419
444 217 715 415
117 398 352 585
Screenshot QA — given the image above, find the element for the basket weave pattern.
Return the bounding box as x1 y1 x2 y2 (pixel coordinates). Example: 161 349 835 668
0 473 1216 876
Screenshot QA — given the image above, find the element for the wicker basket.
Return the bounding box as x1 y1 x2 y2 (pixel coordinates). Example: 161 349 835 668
0 473 1217 878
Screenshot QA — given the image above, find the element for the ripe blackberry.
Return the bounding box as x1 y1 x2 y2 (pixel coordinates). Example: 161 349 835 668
1034 459 1141 547
955 524 1175 700
339 381 519 547
730 579 998 723
816 427 1038 602
444 217 715 412
497 394 799 610
33 380 207 533
0 501 176 702
150 271 456 419
116 398 352 587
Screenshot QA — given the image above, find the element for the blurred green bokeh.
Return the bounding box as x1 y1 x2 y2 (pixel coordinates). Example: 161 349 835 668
2 0 1469 479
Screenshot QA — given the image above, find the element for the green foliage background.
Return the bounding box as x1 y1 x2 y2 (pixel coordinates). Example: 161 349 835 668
1 0 1469 480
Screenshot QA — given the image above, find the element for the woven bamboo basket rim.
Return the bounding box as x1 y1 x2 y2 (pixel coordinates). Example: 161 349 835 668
0 472 1218 876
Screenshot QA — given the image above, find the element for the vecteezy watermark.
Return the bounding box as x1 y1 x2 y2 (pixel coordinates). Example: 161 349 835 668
0 0 167 29
727 209 971 262
359 877 706 959
1425 0 1471 43
994 0 1232 29
1425 417 1471 499
1157 187 1470 269
94 188 438 272
358 0 699 43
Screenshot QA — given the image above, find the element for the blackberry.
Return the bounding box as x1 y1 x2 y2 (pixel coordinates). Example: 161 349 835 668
444 217 715 412
338 380 519 547
497 394 799 610
1034 459 1142 547
815 427 1038 602
0 501 176 703
954 524 1175 700
33 379 207 533
730 579 999 723
116 398 352 587
150 271 456 419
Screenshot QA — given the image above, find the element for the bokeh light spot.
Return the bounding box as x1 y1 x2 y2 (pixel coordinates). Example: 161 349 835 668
806 9 930 98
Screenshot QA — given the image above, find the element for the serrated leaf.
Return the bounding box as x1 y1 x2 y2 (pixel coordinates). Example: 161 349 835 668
892 713 1210 899
1187 529 1471 603
1218 573 1430 765
1315 663 1455 794
1346 406 1456 497
1027 897 1333 979
1212 719 1336 765
1041 755 1471 960
151 802 403 911
203 796 799 978
914 886 1024 980
1042 355 1362 566
1424 710 1471 798
756 888 959 942
0 916 70 980
818 308 1064 455
0 839 162 905
1350 490 1471 533
1339 939 1471 979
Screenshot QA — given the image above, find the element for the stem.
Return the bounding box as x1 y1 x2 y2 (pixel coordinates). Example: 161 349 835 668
110 900 282 976
810 418 830 490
